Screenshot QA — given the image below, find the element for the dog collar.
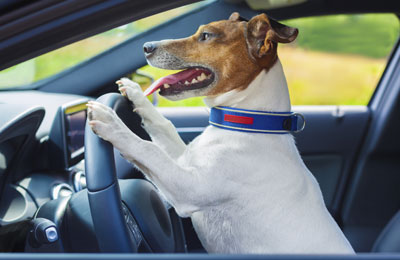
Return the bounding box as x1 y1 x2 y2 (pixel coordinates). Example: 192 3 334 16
209 106 305 134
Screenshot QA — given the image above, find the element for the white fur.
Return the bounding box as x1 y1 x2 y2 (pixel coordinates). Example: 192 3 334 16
87 60 355 254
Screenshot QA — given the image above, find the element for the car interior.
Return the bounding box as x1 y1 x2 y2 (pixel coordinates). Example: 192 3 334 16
0 0 400 259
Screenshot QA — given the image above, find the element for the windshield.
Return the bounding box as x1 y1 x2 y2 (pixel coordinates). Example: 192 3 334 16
0 2 204 90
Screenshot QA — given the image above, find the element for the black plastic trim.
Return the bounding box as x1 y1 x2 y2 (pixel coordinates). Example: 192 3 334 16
0 0 201 70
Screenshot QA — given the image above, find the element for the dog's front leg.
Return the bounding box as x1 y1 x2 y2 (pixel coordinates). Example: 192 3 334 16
87 101 206 217
116 78 186 159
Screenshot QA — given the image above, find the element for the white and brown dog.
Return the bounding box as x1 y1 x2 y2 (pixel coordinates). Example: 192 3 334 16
87 13 355 254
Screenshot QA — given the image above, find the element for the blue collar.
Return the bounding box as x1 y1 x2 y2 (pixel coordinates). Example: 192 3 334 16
209 106 305 134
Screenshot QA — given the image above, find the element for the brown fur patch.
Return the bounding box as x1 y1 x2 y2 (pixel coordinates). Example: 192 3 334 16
157 13 297 96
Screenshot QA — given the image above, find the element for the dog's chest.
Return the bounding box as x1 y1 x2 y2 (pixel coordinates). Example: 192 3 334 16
178 126 354 254
191 205 244 253
179 126 304 187
178 127 319 253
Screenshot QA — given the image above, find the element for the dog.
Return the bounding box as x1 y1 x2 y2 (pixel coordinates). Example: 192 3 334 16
87 12 355 254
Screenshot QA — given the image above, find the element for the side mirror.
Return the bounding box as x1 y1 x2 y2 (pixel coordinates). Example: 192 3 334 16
126 70 157 105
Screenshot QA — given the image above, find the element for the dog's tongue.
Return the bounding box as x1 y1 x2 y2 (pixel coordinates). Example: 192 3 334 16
144 68 199 96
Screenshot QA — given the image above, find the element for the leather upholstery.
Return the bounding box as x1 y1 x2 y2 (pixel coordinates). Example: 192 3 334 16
372 210 400 252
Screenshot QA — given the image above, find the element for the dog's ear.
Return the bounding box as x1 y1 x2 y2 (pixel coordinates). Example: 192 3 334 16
268 16 298 43
229 12 249 22
229 12 240 21
246 13 298 58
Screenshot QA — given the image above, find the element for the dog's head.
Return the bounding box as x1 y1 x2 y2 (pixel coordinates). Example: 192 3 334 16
144 12 298 100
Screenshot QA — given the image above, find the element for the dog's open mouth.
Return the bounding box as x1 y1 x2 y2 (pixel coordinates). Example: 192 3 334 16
144 67 215 96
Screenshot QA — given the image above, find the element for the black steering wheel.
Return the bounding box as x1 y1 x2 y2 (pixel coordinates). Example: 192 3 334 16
84 93 185 253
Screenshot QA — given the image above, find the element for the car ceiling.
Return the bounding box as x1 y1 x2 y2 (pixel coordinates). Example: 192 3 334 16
0 0 400 71
0 0 202 71
0 0 40 16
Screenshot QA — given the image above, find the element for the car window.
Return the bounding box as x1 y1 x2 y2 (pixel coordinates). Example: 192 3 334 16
282 14 399 105
132 13 399 107
0 2 204 89
1 12 398 108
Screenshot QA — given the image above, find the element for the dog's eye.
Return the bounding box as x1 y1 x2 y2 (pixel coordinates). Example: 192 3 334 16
199 32 211 42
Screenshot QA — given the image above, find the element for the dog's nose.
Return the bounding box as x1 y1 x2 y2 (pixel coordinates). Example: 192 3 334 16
143 42 157 55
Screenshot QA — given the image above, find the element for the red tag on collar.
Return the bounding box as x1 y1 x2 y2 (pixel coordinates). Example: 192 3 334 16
224 114 254 125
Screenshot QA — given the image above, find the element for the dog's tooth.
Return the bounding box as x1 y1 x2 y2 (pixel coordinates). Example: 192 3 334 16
200 73 206 80
191 78 198 84
197 76 202 81
164 83 170 89
185 81 190 85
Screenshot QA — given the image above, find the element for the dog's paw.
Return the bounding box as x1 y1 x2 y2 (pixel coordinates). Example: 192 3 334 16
116 78 147 106
87 101 127 143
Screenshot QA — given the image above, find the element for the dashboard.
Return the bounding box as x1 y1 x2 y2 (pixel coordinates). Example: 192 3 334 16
0 90 208 252
0 90 198 232
0 91 91 225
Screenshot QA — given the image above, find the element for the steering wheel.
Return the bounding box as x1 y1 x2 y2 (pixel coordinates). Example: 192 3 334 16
84 93 185 253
